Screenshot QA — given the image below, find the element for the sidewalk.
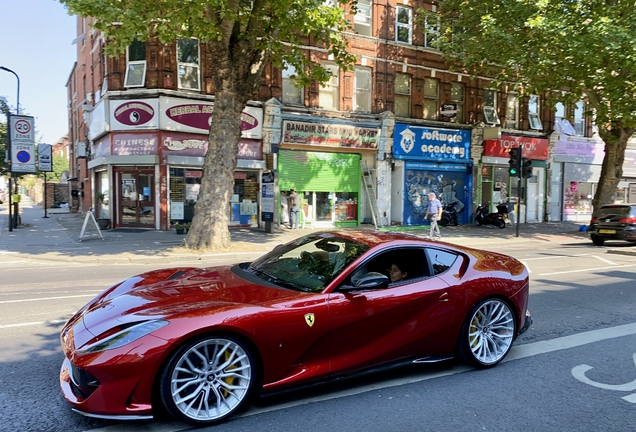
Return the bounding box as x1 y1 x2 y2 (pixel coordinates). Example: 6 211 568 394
0 194 611 265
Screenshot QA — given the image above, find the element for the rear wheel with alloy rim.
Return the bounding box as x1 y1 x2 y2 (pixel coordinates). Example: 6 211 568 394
160 335 257 425
458 298 516 367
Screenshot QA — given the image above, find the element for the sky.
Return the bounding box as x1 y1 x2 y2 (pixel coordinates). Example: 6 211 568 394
0 0 77 145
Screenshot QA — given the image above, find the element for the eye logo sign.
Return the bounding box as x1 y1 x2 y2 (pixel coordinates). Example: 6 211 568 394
114 101 155 126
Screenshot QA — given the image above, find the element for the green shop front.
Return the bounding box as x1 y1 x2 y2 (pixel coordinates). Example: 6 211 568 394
277 119 381 228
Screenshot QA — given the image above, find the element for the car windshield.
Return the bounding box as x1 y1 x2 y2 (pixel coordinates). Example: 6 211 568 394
247 233 370 293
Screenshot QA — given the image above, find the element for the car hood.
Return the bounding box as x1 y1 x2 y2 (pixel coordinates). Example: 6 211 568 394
73 265 305 341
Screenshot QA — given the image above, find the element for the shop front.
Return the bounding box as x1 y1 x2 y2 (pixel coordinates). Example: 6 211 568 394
552 136 605 221
482 134 549 223
391 123 472 226
87 96 264 230
277 119 381 228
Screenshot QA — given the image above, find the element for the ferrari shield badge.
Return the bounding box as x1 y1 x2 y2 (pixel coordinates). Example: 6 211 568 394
304 313 315 327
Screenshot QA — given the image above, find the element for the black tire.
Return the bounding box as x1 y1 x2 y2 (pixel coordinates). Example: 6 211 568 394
457 298 516 368
440 215 450 227
494 218 506 229
475 218 482 226
591 236 605 246
160 334 258 426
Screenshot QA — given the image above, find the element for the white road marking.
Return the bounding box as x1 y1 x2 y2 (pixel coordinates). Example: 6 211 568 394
623 393 636 403
522 254 592 261
538 263 636 276
0 319 66 329
572 352 636 403
591 255 618 266
0 294 97 304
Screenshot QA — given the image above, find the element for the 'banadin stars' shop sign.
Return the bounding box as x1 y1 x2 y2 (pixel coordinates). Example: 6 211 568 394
392 123 471 162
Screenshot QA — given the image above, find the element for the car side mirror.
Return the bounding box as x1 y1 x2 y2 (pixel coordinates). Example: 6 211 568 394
340 272 389 292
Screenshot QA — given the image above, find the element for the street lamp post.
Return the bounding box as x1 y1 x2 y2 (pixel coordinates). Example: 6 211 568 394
1 66 20 231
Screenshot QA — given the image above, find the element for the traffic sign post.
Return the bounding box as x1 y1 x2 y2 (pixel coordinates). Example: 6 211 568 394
10 116 36 174
38 144 53 218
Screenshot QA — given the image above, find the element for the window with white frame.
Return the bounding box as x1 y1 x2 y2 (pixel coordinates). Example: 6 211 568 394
483 90 500 125
423 78 439 120
282 64 304 105
505 93 519 129
424 14 440 49
394 73 411 117
319 63 339 110
450 82 464 123
177 38 200 91
396 6 412 44
354 67 372 113
354 0 372 36
528 95 542 130
574 101 585 136
124 39 146 88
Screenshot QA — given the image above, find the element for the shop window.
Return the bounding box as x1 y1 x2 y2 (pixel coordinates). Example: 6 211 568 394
528 95 542 130
450 82 464 123
124 39 146 88
354 67 372 113
394 73 411 117
505 93 519 129
177 38 200 91
483 90 500 125
354 0 372 36
396 6 412 44
319 63 339 110
574 101 585 136
424 14 440 49
282 63 304 105
423 78 438 120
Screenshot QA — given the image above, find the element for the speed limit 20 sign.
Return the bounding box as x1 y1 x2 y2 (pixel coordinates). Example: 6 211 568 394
10 115 36 174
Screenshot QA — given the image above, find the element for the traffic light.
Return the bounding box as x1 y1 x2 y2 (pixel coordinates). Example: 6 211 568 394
508 147 522 176
522 158 533 178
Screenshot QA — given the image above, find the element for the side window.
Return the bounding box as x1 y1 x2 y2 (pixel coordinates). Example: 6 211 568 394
349 248 429 287
425 248 458 275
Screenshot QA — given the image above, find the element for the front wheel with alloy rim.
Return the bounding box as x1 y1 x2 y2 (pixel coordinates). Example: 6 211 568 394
160 335 258 425
458 298 516 368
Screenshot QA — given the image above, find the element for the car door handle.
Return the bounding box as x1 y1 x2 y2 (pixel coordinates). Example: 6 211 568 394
439 292 449 302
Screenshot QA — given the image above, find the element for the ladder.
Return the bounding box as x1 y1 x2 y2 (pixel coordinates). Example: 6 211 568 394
361 161 384 229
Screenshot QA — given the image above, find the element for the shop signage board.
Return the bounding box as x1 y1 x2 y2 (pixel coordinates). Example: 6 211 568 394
393 123 471 162
282 120 380 149
483 134 549 160
10 115 36 174
109 99 160 131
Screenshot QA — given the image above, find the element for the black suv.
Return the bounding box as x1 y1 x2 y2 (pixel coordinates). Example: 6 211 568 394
589 204 636 246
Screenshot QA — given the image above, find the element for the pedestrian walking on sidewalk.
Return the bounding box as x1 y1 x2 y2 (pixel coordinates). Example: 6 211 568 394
288 189 300 229
425 192 443 238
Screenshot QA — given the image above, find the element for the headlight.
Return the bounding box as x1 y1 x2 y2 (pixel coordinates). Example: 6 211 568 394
78 320 168 354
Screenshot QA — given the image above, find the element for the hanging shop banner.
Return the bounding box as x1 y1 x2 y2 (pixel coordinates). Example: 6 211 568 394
281 120 379 149
553 137 605 164
10 115 36 174
483 134 549 160
37 144 52 172
160 97 263 139
88 99 108 140
393 123 471 162
261 171 275 222
109 99 160 131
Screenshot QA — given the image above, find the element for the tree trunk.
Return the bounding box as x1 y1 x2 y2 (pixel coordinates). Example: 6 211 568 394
593 124 634 211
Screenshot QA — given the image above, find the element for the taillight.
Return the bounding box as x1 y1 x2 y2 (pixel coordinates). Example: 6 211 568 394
619 217 636 224
590 217 598 223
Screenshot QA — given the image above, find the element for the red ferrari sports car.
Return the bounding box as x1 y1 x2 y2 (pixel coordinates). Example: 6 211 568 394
60 230 532 425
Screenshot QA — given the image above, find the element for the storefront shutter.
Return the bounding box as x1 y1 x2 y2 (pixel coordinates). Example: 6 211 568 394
279 150 361 192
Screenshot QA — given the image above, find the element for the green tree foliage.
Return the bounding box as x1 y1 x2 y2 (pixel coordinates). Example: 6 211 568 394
0 96 10 177
60 0 358 250
425 0 636 209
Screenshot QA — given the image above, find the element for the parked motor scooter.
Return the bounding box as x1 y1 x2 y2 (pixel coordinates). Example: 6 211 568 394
475 204 506 229
440 202 459 227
